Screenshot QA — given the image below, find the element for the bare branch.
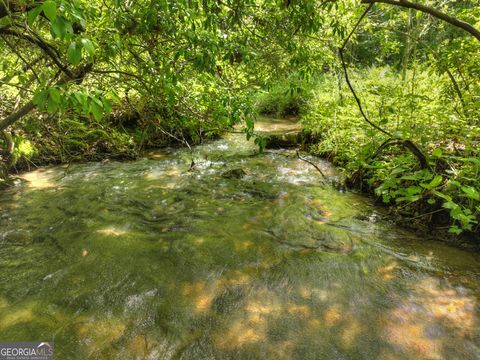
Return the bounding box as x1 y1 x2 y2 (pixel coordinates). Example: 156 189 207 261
338 3 392 136
296 150 326 178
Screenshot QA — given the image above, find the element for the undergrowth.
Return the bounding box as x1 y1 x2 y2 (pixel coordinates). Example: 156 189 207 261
257 67 480 236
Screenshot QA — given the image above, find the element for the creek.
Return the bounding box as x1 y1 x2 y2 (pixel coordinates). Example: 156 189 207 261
0 119 479 359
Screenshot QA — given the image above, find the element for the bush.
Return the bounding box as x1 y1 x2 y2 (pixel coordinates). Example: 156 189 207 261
254 76 314 117
301 66 480 235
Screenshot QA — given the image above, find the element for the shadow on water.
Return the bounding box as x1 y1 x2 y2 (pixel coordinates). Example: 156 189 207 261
0 122 479 359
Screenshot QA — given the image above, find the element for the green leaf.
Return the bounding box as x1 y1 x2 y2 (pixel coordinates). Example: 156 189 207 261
27 6 43 26
442 200 459 211
51 16 73 39
73 92 87 106
42 1 57 21
406 186 422 195
67 42 82 65
464 157 480 167
49 87 61 103
90 96 103 107
448 225 462 235
421 175 442 190
102 98 112 114
81 39 95 57
432 190 452 202
50 19 63 39
32 90 48 108
429 175 443 188
431 148 443 157
89 99 103 120
461 186 480 201
47 96 58 113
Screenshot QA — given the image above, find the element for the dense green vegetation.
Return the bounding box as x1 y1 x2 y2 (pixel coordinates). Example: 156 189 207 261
0 0 479 236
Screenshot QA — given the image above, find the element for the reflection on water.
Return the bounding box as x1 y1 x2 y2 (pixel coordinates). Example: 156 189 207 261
0 120 479 359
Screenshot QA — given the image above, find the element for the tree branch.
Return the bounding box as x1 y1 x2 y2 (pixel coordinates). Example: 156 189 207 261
338 3 392 136
0 28 73 78
0 1 43 19
0 101 35 133
371 137 429 169
0 64 92 132
339 5 430 169
361 0 480 42
296 150 326 178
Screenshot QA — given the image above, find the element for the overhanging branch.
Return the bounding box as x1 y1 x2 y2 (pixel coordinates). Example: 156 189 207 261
338 3 392 137
361 0 480 42
338 3 429 169
0 28 73 78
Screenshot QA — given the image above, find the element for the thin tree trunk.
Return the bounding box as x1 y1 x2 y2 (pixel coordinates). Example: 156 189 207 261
0 101 35 132
446 68 465 108
401 9 413 80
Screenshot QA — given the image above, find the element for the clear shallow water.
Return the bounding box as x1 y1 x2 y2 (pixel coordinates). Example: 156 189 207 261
0 124 479 359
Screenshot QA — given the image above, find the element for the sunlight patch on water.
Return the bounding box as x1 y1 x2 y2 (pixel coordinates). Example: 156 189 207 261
382 277 478 358
0 297 8 310
143 151 171 160
384 316 442 358
415 278 477 337
19 168 60 190
127 335 149 357
96 226 128 237
378 261 398 282
76 317 127 353
295 286 331 302
181 281 217 314
234 239 256 251
340 319 363 349
254 117 301 134
287 303 312 317
0 305 34 330
324 304 342 327
215 289 282 349
219 270 252 287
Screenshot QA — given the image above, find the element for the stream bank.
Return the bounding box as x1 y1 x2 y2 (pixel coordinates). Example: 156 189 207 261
255 117 479 244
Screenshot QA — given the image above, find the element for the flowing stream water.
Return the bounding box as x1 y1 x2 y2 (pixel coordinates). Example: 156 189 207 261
0 119 479 359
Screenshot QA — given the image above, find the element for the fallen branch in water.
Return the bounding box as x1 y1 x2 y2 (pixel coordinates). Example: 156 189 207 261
296 150 326 178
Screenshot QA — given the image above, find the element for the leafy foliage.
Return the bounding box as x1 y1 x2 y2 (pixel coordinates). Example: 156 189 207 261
301 65 479 234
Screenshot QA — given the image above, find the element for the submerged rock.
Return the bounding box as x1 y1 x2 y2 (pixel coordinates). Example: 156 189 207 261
265 201 356 254
221 168 247 179
263 131 320 149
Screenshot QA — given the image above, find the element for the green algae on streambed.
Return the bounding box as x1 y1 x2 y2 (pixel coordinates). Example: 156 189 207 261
0 120 479 359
